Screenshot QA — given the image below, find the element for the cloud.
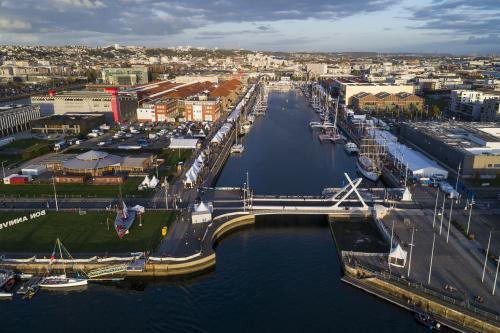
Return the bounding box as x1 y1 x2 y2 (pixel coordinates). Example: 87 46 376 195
0 18 32 31
0 0 398 41
467 34 500 45
408 0 500 36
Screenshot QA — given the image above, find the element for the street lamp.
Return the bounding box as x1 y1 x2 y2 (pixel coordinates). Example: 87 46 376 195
466 195 475 235
493 256 500 296
407 227 415 278
428 233 436 285
1 160 6 179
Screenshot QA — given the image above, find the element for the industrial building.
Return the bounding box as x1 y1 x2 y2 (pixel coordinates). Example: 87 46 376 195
31 88 137 123
352 92 423 112
332 78 415 106
209 79 243 111
30 113 106 135
101 66 150 85
0 104 41 136
400 122 500 178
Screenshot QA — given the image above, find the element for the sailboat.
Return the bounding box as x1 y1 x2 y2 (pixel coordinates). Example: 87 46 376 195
230 129 244 154
39 239 88 290
318 97 346 143
114 201 144 238
356 124 383 182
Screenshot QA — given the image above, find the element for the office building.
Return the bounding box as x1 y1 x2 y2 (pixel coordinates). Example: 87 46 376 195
102 66 149 85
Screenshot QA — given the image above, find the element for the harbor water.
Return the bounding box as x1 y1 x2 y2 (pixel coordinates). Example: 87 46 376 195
1 89 429 332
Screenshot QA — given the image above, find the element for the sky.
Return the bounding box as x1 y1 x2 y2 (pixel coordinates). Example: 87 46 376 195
0 0 499 54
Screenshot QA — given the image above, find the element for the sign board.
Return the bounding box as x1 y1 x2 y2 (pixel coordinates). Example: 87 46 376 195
0 210 46 231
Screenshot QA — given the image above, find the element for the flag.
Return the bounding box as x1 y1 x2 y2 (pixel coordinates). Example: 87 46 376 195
49 248 56 264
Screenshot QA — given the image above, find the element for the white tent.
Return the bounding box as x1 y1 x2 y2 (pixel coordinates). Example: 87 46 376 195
149 176 159 188
169 138 199 149
192 201 212 224
371 129 448 178
138 175 151 190
388 244 407 267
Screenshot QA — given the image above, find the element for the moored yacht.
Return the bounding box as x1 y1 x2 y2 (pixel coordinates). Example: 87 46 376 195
39 275 88 290
0 269 16 299
39 238 88 290
356 155 380 182
344 142 359 154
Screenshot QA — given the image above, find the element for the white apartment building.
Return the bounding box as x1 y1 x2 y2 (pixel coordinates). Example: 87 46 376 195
450 89 500 121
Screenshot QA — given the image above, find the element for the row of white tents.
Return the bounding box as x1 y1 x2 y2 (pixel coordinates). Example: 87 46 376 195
370 128 448 179
184 152 207 187
227 84 255 123
210 122 233 145
138 175 160 190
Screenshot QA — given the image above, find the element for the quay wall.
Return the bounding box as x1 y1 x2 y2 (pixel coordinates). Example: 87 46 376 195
342 265 500 333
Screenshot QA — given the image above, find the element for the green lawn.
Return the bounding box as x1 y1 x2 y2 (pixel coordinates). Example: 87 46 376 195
157 149 193 180
2 138 46 150
0 211 175 254
0 178 151 198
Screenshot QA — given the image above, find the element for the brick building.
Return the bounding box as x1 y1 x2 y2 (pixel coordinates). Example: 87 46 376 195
184 95 222 122
352 92 423 112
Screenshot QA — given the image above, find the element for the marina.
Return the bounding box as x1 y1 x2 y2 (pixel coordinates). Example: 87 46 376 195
0 83 499 333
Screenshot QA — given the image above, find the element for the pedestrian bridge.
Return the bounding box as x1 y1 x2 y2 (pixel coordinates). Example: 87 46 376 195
210 174 381 218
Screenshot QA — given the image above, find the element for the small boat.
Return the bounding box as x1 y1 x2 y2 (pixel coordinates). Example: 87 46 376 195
230 144 245 154
0 292 13 299
40 275 88 290
17 276 42 299
0 269 16 300
344 142 359 154
356 155 380 182
39 239 88 290
231 129 245 154
414 312 441 330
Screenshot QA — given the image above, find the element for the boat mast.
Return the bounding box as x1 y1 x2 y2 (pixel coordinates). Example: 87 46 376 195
58 238 66 277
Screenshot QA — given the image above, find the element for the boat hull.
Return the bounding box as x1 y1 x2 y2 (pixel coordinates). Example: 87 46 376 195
356 160 380 182
0 292 13 299
40 278 88 290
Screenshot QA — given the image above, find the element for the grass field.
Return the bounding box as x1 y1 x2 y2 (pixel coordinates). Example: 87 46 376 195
0 210 175 254
157 149 193 180
0 178 149 198
2 138 46 150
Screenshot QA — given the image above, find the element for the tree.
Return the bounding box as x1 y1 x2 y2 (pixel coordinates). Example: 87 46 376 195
85 69 98 83
429 105 441 118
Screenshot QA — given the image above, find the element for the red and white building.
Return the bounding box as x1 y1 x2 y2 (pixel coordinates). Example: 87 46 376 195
137 98 178 123
184 95 221 122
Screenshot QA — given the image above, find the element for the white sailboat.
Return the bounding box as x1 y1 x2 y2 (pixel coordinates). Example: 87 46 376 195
39 239 88 290
230 128 244 154
344 142 359 154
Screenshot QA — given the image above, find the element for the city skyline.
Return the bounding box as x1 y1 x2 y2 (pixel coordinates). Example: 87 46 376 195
0 0 499 55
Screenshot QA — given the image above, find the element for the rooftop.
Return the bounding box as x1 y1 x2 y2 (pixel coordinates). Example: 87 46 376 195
404 121 500 155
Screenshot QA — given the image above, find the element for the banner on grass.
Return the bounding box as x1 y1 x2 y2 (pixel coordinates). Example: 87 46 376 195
0 210 46 231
